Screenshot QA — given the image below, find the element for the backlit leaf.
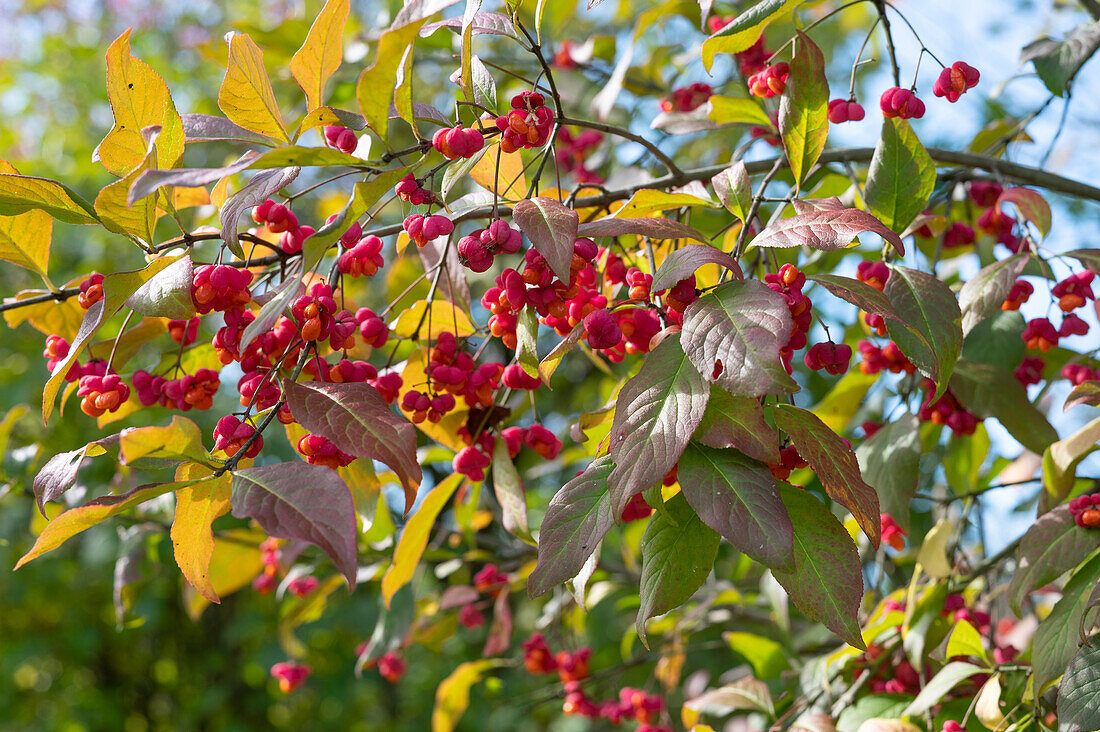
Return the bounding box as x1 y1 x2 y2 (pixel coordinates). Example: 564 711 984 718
432 659 507 732
950 359 1058 455
124 254 194 320
512 197 579 283
864 118 936 234
577 216 707 242
778 32 828 189
356 15 431 138
218 32 289 143
752 207 905 255
290 0 349 112
998 187 1052 237
0 169 100 225
856 413 920 531
382 473 464 606
1031 552 1100 695
171 469 232 603
651 244 744 292
701 0 806 72
389 299 478 339
884 265 962 400
711 160 752 221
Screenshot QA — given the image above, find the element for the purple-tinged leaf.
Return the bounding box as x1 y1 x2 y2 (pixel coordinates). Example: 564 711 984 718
491 438 530 542
299 106 368 135
773 404 880 547
650 106 719 135
392 0 463 27
679 442 794 571
440 585 480 610
751 207 905 255
1058 628 1100 732
1007 505 1100 615
792 196 845 213
181 113 281 145
125 255 195 320
481 589 513 657
529 455 615 597
864 117 936 234
808 273 913 334
998 187 1052 237
1066 380 1100 411
856 413 920 532
419 232 470 310
773 485 866 650
577 217 707 243
885 265 962 400
220 167 301 257
694 385 780 465
651 244 744 292
636 492 720 646
241 276 302 355
950 359 1057 455
512 197 579 282
420 11 518 38
1065 248 1100 275
283 380 422 513
680 279 798 398
778 31 828 189
230 462 358 589
32 436 118 515
711 161 752 221
958 253 1029 335
608 338 709 516
128 151 261 204
17 479 183 569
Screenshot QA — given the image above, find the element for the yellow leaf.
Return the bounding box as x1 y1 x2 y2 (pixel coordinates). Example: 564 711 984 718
916 518 953 579
390 299 478 339
184 528 266 620
432 659 509 732
356 18 430 138
399 348 469 452
96 28 185 176
974 674 1005 729
171 471 232 603
612 188 718 218
298 106 362 137
210 176 231 208
15 480 187 568
0 207 53 285
944 619 989 663
290 0 349 112
94 139 158 243
3 288 83 340
119 415 217 467
701 0 806 72
172 186 210 209
218 33 289 144
469 141 527 201
381 473 464 606
0 165 99 225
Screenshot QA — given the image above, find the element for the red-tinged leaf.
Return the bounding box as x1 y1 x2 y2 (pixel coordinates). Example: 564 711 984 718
855 413 921 532
171 471 232 603
128 151 261 204
608 338 710 516
636 492 720 646
124 255 195 320
1065 248 1100 275
778 32 828 189
241 276 302 355
808 273 911 332
694 385 780 465
180 114 281 145
773 404 880 546
32 437 116 515
491 438 530 542
1066 380 1100 411
792 196 845 213
999 186 1052 237
958 253 1029 335
1007 505 1100 615
289 0 349 112
680 279 798 398
481 588 512 657
16 480 184 569
283 380 422 513
651 244 744 292
529 455 615 597
751 208 905 255
773 485 866 650
512 197 579 282
679 442 794 571
885 265 962 400
439 585 480 610
420 11 518 38
711 160 752 222
576 216 707 242
230 462 358 589
864 117 936 234
381 473 464 606
950 359 1058 455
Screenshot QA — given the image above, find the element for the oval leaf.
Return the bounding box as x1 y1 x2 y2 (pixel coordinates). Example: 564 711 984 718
1007 505 1100 615
577 216 707 242
382 472 464 606
864 118 936 235
958 253 1029 335
778 32 829 189
884 265 962 400
512 197 579 283
753 207 906 255
218 32 289 143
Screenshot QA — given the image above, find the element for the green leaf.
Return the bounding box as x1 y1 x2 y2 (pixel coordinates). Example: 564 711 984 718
381 473 464 606
778 32 828 189
884 265 962 400
724 632 789 679
773 485 865 649
679 442 794 571
694 384 780 465
0 170 99 225
1007 506 1100 615
1021 22 1100 96
289 0 349 111
608 337 710 515
856 413 921 532
942 619 989 665
773 404 880 546
218 33 289 143
651 244 744 292
515 306 539 378
491 437 530 542
958 253 1029 335
901 661 987 716
1058 637 1100 732
864 118 936 235
708 95 773 127
961 310 1026 368
680 279 798 398
636 492 720 645
950 358 1058 455
711 160 753 221
528 455 615 597
701 0 809 72
1032 552 1100 695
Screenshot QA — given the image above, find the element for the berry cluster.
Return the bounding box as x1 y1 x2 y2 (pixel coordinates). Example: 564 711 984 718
253 537 282 594
1069 494 1100 528
827 98 866 123
804 341 852 375
431 125 486 159
659 82 713 112
763 264 812 373
323 125 358 154
402 214 454 248
78 273 105 309
270 661 311 694
457 219 523 272
769 444 808 481
933 61 980 102
495 92 554 153
747 63 789 98
918 379 980 436
880 513 906 551
879 87 925 119
395 173 434 205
